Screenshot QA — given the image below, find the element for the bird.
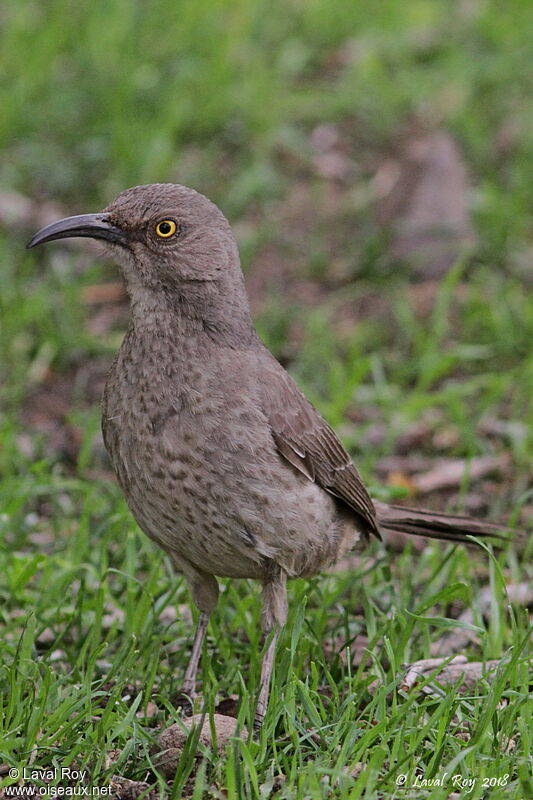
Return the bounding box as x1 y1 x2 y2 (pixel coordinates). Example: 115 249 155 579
27 183 507 729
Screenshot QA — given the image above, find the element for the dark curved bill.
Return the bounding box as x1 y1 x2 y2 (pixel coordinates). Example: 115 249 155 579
26 213 125 249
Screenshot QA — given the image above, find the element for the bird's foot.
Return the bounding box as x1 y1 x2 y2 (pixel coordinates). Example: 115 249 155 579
252 713 264 740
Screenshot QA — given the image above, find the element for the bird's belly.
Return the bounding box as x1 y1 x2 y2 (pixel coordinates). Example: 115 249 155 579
103 409 356 579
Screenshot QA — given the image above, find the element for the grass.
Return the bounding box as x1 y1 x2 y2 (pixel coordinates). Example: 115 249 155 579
1 0 532 797
1 466 531 798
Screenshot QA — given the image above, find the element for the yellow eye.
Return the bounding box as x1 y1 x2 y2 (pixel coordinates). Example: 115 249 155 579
155 219 177 238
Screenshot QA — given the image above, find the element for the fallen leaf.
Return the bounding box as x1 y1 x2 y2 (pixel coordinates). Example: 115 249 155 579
386 470 417 495
400 655 467 691
399 655 521 698
411 455 507 494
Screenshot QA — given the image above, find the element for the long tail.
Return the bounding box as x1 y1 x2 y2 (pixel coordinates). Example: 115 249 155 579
373 500 510 545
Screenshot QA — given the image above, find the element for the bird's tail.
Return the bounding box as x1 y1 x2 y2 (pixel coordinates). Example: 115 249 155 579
373 500 510 545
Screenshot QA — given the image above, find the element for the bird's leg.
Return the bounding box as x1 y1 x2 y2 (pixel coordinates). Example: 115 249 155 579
254 566 288 731
181 610 209 698
255 628 280 730
172 559 220 703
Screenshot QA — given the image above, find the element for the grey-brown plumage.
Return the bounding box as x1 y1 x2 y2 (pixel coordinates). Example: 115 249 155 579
27 183 507 727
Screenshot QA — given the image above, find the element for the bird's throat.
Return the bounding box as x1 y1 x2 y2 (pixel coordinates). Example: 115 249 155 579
127 281 256 354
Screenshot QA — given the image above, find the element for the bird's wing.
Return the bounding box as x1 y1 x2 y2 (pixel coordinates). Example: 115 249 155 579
258 350 380 539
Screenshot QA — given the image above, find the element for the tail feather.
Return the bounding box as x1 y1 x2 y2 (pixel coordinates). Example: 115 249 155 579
373 500 510 545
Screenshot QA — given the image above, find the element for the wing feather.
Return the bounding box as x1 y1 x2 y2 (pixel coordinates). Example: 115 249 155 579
258 351 380 539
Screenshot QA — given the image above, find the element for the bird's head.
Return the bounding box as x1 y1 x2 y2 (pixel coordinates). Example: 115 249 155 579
27 183 243 298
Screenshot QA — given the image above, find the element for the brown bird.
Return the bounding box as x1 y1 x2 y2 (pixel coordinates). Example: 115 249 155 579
28 184 506 728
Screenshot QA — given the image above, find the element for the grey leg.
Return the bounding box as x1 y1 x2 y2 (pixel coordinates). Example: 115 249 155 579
170 557 219 701
181 610 209 697
254 628 280 730
254 566 288 731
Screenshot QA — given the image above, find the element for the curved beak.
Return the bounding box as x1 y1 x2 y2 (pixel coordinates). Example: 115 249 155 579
26 213 125 249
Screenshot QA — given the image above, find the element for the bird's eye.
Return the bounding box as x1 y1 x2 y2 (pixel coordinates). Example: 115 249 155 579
155 219 177 238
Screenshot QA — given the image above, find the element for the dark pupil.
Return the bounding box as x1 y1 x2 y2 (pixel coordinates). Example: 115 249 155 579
159 222 171 234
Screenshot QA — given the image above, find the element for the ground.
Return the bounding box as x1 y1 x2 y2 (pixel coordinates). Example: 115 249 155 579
0 1 532 798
